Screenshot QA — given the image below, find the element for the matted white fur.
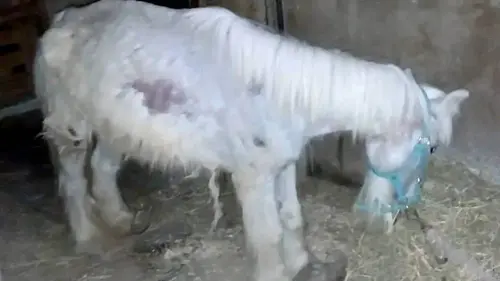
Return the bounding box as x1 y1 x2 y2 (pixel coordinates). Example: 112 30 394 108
121 1 469 229
35 1 470 281
35 2 306 281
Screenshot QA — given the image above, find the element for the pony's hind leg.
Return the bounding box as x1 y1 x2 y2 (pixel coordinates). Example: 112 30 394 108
89 140 150 236
48 130 103 252
276 164 348 281
232 173 289 281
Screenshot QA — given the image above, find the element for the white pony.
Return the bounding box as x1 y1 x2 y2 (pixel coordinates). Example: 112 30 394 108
132 1 469 279
111 1 469 278
36 1 470 281
34 3 307 281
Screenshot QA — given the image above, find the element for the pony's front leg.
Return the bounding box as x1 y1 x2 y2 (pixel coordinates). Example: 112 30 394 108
276 164 348 281
233 173 289 281
275 164 308 275
90 140 150 236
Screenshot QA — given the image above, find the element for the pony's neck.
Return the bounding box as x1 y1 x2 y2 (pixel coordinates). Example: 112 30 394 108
189 7 418 138
246 39 416 139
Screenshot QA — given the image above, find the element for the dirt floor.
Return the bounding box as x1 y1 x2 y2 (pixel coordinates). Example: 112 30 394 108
0 113 498 281
0 152 499 281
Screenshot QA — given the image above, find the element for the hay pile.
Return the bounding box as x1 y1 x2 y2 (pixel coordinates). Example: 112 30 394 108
301 158 500 281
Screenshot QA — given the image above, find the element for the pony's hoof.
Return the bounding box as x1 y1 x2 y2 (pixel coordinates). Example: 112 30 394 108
292 253 347 281
130 204 153 235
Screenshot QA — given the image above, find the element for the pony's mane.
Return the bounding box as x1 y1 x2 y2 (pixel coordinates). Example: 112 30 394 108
183 7 424 138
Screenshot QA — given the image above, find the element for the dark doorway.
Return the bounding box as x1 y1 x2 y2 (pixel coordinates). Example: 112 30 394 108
139 0 198 9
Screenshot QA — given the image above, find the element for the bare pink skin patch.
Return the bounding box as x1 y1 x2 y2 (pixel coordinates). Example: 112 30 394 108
132 79 188 114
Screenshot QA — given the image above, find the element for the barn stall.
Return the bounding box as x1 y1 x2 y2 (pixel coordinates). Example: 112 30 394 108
0 0 499 281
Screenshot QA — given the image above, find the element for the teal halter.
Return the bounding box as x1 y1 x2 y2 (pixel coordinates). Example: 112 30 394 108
357 88 436 214
366 132 432 212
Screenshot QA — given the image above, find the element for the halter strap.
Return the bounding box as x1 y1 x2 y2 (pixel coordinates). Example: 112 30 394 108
364 86 434 212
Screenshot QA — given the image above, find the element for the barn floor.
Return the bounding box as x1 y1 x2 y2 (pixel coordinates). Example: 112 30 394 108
1 153 499 281
0 112 498 281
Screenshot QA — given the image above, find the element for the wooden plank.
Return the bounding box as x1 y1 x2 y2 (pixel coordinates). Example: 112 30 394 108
0 26 17 44
0 1 43 25
0 51 26 73
0 1 45 107
0 72 31 92
0 72 32 105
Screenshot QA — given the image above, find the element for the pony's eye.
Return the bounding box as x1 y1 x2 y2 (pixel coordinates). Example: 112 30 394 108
430 146 437 154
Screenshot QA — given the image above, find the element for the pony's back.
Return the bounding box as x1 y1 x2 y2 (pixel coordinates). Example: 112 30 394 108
35 0 303 171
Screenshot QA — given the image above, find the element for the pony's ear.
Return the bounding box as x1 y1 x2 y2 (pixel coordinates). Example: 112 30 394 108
438 89 469 118
432 88 470 145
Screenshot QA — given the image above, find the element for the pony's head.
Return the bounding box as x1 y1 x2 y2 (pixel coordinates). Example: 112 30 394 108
354 68 469 232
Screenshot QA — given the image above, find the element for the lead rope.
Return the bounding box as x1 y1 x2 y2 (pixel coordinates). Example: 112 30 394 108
399 192 500 280
395 208 448 265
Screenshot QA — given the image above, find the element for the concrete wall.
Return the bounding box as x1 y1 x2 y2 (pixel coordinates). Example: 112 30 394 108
43 0 94 16
282 0 500 183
